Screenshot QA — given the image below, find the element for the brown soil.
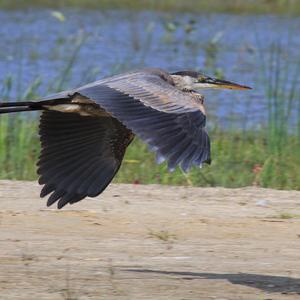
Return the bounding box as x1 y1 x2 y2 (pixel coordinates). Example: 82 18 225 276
0 180 300 299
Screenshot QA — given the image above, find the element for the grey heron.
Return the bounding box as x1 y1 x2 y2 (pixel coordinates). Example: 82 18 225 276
0 68 251 208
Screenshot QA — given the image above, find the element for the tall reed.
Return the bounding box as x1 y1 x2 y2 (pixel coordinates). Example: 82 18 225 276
255 42 300 188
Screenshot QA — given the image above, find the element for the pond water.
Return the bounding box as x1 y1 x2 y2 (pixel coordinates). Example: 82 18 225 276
0 9 299 130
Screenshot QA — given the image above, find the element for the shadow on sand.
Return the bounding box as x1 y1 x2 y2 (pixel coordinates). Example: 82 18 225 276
125 269 300 294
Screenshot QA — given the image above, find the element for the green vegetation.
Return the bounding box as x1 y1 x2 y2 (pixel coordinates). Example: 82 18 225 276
118 133 300 189
0 119 299 189
0 11 299 190
270 212 300 219
1 0 300 15
148 229 177 242
0 115 39 180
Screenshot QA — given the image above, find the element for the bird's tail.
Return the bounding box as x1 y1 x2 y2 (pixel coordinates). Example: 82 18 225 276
0 99 71 114
0 101 42 114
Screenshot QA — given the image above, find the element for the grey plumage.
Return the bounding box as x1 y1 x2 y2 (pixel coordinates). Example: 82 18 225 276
0 67 250 208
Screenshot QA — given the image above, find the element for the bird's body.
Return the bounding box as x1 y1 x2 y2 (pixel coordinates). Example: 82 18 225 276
0 68 250 208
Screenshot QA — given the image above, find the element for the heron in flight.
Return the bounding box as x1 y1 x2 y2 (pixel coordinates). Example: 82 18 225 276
0 68 250 208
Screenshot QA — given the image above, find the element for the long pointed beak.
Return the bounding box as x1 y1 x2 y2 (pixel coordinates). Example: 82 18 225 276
207 78 252 90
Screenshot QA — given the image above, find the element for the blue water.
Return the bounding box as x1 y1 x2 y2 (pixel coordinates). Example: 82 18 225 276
0 9 299 130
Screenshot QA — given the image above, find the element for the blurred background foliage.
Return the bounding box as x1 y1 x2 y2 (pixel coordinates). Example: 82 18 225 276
0 0 299 189
1 0 300 15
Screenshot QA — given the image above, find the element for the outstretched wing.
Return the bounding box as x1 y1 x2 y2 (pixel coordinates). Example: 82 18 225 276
96 69 204 114
77 84 210 172
43 68 204 114
41 68 211 173
38 111 133 209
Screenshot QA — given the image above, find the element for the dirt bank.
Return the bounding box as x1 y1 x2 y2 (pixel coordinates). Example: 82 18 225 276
0 180 299 299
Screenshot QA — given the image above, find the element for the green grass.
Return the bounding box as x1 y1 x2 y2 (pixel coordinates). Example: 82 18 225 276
116 132 300 189
1 0 300 15
0 119 299 189
148 229 177 242
0 115 39 180
270 212 300 219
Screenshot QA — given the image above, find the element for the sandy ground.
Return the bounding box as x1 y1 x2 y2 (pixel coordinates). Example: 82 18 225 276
0 180 300 300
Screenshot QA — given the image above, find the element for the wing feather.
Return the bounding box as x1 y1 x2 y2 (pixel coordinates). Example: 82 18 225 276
38 111 133 208
42 68 203 114
40 69 211 179
76 85 211 171
101 73 202 113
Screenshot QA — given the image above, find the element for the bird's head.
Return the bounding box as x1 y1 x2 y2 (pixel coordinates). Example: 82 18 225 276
171 70 251 92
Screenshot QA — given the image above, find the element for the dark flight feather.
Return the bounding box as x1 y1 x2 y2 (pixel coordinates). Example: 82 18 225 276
38 111 133 208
